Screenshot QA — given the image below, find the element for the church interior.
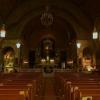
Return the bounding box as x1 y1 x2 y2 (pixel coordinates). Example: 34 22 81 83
0 0 100 100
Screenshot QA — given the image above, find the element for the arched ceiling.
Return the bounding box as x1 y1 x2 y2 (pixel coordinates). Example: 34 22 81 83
0 0 99 41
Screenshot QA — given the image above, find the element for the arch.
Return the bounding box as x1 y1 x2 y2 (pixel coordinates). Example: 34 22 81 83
6 0 92 39
40 37 55 58
2 46 15 73
2 46 14 55
21 15 77 49
83 46 93 58
82 46 94 71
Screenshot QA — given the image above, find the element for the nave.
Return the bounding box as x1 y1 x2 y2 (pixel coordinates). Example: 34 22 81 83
0 70 59 100
0 70 100 100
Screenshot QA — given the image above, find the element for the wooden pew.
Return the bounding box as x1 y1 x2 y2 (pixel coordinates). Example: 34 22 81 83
73 87 100 100
55 72 100 100
0 94 26 100
0 71 44 100
64 81 100 100
0 85 34 100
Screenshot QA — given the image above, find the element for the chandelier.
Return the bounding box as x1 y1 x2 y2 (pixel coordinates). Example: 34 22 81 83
40 6 53 27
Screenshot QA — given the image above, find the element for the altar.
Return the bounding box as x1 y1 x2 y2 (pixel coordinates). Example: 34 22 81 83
38 63 57 73
41 64 57 77
44 66 53 73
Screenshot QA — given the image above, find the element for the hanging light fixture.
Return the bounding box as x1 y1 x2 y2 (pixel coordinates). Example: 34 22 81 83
0 24 6 38
92 27 98 39
16 42 21 48
77 42 81 48
40 6 53 27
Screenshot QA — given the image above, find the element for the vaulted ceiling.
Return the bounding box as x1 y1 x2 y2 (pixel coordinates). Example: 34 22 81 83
0 0 100 48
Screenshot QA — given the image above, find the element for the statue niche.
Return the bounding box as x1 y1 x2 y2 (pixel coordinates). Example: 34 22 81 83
40 38 55 73
2 46 15 73
41 38 55 60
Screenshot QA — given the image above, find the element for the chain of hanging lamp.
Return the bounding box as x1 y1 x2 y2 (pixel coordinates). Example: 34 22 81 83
40 6 53 27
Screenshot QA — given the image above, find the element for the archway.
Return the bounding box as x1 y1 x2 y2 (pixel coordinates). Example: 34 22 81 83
2 46 15 73
82 46 94 71
35 37 56 73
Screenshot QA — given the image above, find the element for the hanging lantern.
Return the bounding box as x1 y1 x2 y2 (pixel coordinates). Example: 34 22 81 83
0 24 6 38
92 27 98 39
77 42 81 48
16 42 21 48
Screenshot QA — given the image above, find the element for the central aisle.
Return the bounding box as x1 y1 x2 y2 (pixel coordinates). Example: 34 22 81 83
44 77 57 100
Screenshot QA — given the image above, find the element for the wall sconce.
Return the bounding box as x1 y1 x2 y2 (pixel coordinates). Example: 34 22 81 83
16 42 21 67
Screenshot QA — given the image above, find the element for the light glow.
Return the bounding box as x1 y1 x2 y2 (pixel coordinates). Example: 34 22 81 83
93 31 98 39
77 43 81 48
41 59 46 63
16 42 21 48
0 24 6 38
50 59 54 63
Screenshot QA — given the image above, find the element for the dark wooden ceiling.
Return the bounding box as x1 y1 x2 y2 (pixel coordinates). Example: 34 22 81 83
0 0 99 45
0 0 99 20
